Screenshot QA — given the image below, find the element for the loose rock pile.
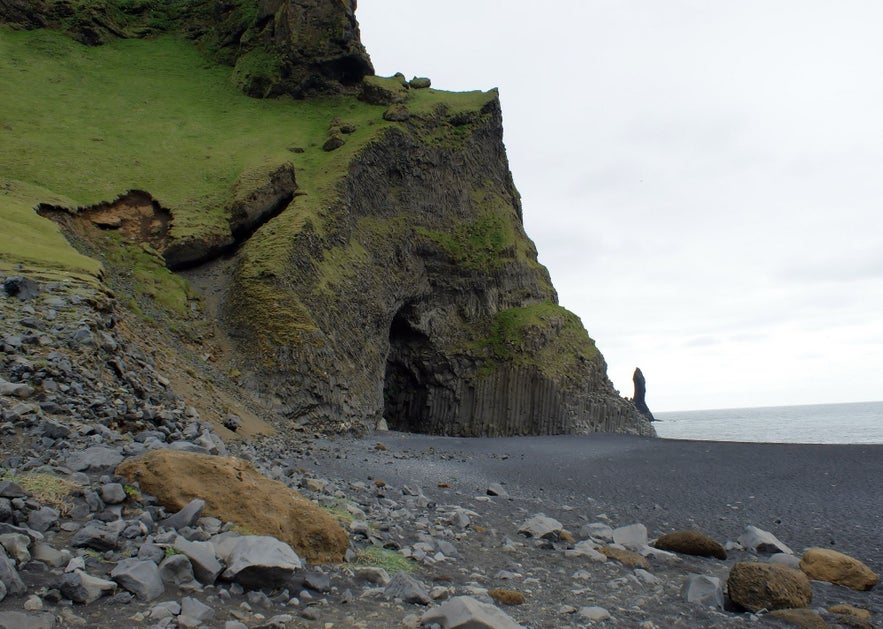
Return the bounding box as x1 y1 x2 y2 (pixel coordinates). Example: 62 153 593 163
0 275 880 628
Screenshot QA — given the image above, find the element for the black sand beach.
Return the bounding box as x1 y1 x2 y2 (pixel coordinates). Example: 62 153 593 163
301 431 883 622
309 433 883 564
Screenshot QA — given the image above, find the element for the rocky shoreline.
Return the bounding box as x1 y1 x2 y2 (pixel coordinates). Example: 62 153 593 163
0 275 880 628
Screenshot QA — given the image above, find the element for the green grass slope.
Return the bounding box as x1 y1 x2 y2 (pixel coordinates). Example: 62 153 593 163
0 179 101 277
0 26 496 279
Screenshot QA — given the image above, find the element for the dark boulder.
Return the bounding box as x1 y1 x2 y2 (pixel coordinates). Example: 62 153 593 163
3 277 40 300
653 530 727 559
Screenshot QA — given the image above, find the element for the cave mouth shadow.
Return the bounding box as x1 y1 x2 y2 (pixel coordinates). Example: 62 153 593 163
383 303 434 433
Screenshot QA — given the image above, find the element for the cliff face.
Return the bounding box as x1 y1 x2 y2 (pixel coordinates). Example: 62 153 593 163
223 87 654 436
0 2 655 438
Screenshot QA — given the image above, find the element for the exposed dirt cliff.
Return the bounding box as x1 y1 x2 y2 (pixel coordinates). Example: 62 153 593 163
0 2 655 438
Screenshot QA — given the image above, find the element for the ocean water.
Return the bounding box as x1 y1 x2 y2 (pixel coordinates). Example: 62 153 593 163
653 401 883 444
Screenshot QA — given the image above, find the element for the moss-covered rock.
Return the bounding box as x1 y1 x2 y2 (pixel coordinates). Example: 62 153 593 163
383 104 411 122
767 608 827 629
322 134 346 152
361 75 410 105
727 562 812 612
409 76 431 89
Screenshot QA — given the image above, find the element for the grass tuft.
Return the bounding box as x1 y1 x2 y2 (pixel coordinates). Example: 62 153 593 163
319 501 357 527
1 471 81 516
0 179 102 277
353 545 418 574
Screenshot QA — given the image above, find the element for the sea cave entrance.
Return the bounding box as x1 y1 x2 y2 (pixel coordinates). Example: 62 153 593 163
383 304 436 433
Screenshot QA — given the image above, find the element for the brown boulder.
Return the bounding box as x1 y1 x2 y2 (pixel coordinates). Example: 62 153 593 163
767 608 827 629
726 562 812 612
116 450 348 564
652 530 727 559
828 604 875 629
599 546 650 570
829 604 871 620
799 548 879 591
487 589 526 605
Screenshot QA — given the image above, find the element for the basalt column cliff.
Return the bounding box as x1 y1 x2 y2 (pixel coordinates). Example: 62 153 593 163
0 1 655 437
227 86 654 436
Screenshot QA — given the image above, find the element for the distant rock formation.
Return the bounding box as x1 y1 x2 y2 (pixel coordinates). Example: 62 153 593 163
632 368 655 421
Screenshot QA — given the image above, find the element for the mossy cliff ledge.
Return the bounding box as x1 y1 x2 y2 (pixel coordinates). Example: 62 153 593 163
225 88 654 437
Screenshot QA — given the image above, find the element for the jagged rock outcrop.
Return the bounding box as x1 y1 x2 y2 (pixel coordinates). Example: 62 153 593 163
224 86 655 437
227 0 374 98
0 0 47 29
633 367 655 421
0 0 373 98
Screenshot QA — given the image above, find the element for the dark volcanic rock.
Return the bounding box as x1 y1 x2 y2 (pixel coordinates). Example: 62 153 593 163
110 559 164 602
322 134 347 152
228 0 374 98
2 276 40 300
632 367 655 421
0 0 48 29
217 535 303 587
0 546 26 597
0 611 57 629
70 522 120 551
226 93 655 438
152 160 299 266
227 162 298 243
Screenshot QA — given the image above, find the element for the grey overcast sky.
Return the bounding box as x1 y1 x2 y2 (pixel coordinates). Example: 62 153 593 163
356 1 883 412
